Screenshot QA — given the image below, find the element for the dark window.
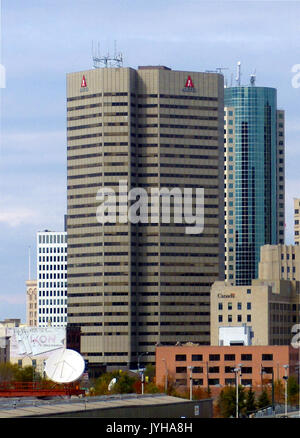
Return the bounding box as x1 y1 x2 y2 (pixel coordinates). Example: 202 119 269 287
225 378 235 385
241 354 252 361
209 354 220 361
241 379 252 386
224 354 235 361
241 367 252 374
192 354 203 361
262 354 273 361
175 354 186 361
208 366 219 373
193 367 203 373
225 366 235 373
192 378 203 385
262 367 273 374
176 367 187 373
208 378 219 385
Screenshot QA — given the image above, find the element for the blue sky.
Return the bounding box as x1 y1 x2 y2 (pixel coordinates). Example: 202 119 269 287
0 0 299 321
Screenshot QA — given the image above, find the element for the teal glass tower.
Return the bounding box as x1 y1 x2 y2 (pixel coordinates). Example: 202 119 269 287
224 86 285 285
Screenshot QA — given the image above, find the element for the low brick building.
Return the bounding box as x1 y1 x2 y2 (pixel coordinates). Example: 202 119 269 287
156 345 298 391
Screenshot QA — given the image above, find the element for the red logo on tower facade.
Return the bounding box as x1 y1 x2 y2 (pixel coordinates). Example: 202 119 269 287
185 76 194 88
81 75 87 88
183 75 195 92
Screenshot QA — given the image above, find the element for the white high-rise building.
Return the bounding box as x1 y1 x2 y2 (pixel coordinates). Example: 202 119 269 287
37 230 68 327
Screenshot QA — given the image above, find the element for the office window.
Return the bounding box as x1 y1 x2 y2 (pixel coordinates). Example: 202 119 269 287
224 354 235 361
241 354 252 361
237 315 242 322
208 366 219 373
193 367 203 373
228 302 232 310
209 354 220 361
176 367 187 373
237 302 242 310
192 354 203 361
175 354 186 361
247 315 251 322
262 354 273 361
218 303 223 310
228 315 232 323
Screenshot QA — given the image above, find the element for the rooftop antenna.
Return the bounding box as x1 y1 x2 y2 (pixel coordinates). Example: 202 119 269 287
28 246 31 281
92 40 123 69
236 61 241 86
250 69 256 87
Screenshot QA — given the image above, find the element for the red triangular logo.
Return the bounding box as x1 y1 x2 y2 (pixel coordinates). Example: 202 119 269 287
81 75 87 88
185 75 194 88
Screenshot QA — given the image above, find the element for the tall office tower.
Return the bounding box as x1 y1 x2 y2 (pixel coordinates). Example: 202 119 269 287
224 85 285 286
67 66 225 370
37 231 68 327
294 198 300 245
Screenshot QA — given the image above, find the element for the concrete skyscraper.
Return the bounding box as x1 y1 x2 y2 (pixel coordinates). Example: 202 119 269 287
224 84 285 286
66 65 225 370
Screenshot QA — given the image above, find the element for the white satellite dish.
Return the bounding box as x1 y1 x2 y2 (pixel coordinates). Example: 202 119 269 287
108 377 117 391
44 349 85 383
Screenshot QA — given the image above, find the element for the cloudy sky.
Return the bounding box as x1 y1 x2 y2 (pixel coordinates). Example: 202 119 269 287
0 0 299 321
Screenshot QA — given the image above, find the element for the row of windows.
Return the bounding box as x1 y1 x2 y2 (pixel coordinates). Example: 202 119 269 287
38 273 67 280
38 234 67 244
219 314 251 323
175 353 272 362
39 316 67 323
218 302 251 311
39 247 67 254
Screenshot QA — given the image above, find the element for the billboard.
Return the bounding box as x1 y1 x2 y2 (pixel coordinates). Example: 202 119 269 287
6 327 66 359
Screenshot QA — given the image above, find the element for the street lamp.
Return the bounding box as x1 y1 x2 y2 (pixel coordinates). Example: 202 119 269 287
261 365 274 415
162 358 168 393
137 352 148 395
188 366 194 400
233 363 243 418
283 364 289 416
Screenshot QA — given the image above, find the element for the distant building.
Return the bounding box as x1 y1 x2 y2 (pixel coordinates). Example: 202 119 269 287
156 345 296 390
26 280 37 326
224 86 285 286
210 244 300 346
66 65 225 369
294 198 300 245
37 231 68 328
0 337 10 364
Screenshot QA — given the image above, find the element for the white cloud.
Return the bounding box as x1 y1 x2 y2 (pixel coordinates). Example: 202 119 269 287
0 207 40 227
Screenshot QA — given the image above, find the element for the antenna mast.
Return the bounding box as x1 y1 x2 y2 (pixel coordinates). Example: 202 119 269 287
28 246 31 280
92 40 123 68
236 61 241 86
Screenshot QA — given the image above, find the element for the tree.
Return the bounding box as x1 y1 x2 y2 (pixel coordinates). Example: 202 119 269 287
94 371 138 395
257 389 270 409
144 364 155 382
274 379 285 404
218 385 246 418
245 387 257 415
287 376 299 405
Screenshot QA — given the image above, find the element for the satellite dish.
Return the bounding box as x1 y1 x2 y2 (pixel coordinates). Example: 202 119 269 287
44 349 85 383
108 377 117 391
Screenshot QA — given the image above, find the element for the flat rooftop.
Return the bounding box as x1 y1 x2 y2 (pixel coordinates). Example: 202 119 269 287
0 394 194 418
